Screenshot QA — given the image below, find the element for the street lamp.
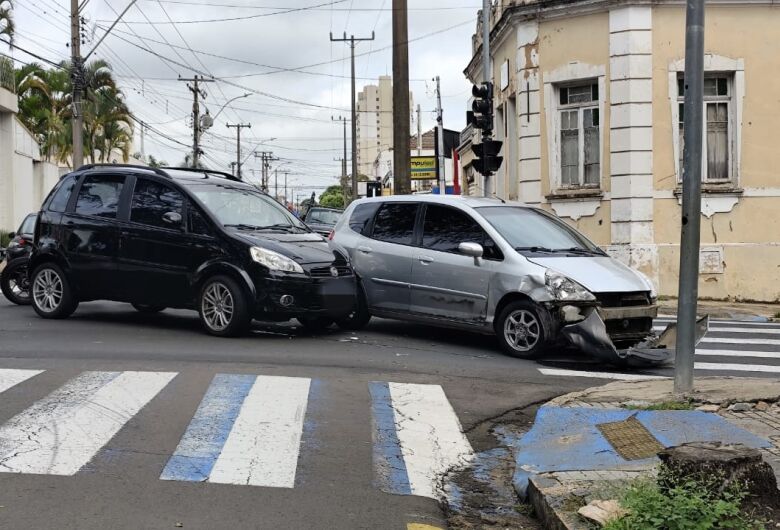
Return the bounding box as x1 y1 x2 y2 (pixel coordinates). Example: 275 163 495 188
200 92 251 133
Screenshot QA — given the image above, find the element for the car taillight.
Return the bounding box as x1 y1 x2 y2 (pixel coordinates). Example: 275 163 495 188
328 230 334 241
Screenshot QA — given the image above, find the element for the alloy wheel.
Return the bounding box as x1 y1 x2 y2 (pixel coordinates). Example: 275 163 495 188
9 268 30 301
33 269 63 313
201 282 234 332
503 309 541 352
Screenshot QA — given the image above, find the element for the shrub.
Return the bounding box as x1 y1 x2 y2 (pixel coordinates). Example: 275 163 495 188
604 467 763 530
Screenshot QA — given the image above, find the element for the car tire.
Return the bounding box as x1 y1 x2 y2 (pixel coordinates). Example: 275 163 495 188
30 263 78 319
132 303 166 314
495 300 548 359
297 316 334 333
1 258 31 305
335 284 371 331
198 275 251 337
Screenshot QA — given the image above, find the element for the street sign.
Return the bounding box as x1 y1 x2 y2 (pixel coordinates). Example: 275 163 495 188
410 156 437 180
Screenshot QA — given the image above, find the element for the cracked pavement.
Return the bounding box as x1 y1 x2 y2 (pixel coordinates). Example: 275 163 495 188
0 298 591 529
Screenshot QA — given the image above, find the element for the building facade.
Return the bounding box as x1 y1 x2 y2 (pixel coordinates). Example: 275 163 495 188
462 0 780 302
0 84 59 232
356 76 414 178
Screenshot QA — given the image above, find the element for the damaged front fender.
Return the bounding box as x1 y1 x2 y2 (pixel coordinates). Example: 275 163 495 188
560 310 710 367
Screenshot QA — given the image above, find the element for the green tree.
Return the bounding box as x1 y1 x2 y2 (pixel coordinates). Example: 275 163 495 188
319 185 345 209
147 155 168 168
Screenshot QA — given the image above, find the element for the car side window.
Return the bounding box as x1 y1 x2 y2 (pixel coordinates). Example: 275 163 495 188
47 175 77 213
349 202 380 235
188 203 213 236
423 205 503 260
130 179 184 229
74 174 125 218
370 203 418 246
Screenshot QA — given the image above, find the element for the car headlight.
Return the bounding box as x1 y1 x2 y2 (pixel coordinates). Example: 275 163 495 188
250 246 304 274
545 270 596 302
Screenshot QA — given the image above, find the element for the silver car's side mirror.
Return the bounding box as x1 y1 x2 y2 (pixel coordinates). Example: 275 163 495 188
459 242 484 261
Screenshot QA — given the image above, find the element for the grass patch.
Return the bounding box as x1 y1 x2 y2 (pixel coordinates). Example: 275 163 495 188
603 467 764 530
0 230 11 249
624 400 695 411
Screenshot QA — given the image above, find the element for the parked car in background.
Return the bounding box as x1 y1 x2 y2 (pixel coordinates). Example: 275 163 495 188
304 207 343 237
330 195 681 366
0 213 37 305
28 165 357 336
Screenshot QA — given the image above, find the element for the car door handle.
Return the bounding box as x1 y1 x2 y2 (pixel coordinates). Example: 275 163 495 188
357 246 373 254
417 255 434 264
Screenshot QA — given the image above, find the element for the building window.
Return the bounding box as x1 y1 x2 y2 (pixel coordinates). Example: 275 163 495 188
557 82 600 187
677 75 732 182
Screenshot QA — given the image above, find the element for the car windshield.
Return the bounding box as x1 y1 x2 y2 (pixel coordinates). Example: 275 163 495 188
20 214 36 235
476 206 603 254
307 209 341 225
183 182 307 231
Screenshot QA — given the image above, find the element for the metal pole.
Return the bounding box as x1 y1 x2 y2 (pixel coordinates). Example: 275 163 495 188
227 123 251 179
435 76 445 195
275 168 278 200
180 76 213 168
674 0 706 395
140 121 145 162
417 104 422 156
392 0 411 196
284 172 288 205
70 0 83 169
481 0 491 197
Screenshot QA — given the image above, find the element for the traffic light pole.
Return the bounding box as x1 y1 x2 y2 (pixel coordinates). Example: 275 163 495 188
435 76 445 195
481 0 492 197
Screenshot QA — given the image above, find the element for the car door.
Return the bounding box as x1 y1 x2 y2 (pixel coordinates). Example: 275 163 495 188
117 177 200 307
357 201 419 313
61 172 127 299
410 204 502 321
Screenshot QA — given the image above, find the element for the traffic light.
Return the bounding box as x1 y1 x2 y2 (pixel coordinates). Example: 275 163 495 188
472 139 503 176
467 82 494 134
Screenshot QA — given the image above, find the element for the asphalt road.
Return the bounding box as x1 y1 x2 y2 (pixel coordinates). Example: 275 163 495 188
0 298 587 530
1 297 777 530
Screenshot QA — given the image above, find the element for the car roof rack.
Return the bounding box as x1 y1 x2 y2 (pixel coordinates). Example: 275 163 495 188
159 167 243 183
76 164 171 179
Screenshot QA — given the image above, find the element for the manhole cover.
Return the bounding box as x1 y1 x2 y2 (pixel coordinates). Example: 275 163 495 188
597 415 664 460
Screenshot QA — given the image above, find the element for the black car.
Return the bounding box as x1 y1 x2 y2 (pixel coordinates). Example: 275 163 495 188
28 165 358 336
303 207 343 237
0 213 37 305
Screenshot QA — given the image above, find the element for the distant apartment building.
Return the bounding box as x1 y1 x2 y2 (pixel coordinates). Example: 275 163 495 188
460 0 780 302
356 75 413 177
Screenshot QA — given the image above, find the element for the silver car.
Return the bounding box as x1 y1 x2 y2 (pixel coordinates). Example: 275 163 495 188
330 195 692 365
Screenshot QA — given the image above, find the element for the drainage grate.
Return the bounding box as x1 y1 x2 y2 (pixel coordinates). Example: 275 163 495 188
597 415 664 461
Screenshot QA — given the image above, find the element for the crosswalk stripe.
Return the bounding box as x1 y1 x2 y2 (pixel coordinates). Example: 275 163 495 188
0 371 176 475
701 337 780 346
696 349 780 359
370 382 473 499
162 374 311 488
654 325 780 335
694 362 780 373
0 369 43 394
538 368 668 381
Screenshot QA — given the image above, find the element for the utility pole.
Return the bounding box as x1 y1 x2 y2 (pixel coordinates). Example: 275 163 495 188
330 31 375 202
229 162 236 175
274 168 279 200
139 120 145 163
416 104 422 156
675 0 706 394
226 123 251 179
333 115 349 204
481 0 492 197
254 151 277 191
70 0 84 169
180 75 213 168
284 171 289 205
392 0 411 196
435 76 445 195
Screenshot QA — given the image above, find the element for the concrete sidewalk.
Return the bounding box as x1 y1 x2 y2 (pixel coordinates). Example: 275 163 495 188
504 378 780 529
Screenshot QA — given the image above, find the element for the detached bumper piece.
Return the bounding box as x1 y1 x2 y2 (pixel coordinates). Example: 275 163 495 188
561 309 709 367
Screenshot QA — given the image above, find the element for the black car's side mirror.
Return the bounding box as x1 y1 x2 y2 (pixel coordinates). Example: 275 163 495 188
162 211 183 227
7 232 15 239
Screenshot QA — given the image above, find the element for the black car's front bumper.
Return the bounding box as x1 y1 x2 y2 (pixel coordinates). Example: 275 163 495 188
250 270 357 321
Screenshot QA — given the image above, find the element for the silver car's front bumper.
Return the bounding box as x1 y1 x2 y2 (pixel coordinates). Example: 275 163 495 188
560 309 709 366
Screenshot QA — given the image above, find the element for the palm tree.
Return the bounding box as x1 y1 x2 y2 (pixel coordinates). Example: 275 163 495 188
0 0 14 45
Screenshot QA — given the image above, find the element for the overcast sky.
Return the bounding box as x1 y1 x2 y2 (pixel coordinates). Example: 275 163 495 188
10 0 480 199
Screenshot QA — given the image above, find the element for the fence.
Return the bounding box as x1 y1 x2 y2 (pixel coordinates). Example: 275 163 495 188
0 56 14 93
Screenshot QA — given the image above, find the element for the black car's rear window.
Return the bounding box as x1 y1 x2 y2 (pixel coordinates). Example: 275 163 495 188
47 175 77 213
